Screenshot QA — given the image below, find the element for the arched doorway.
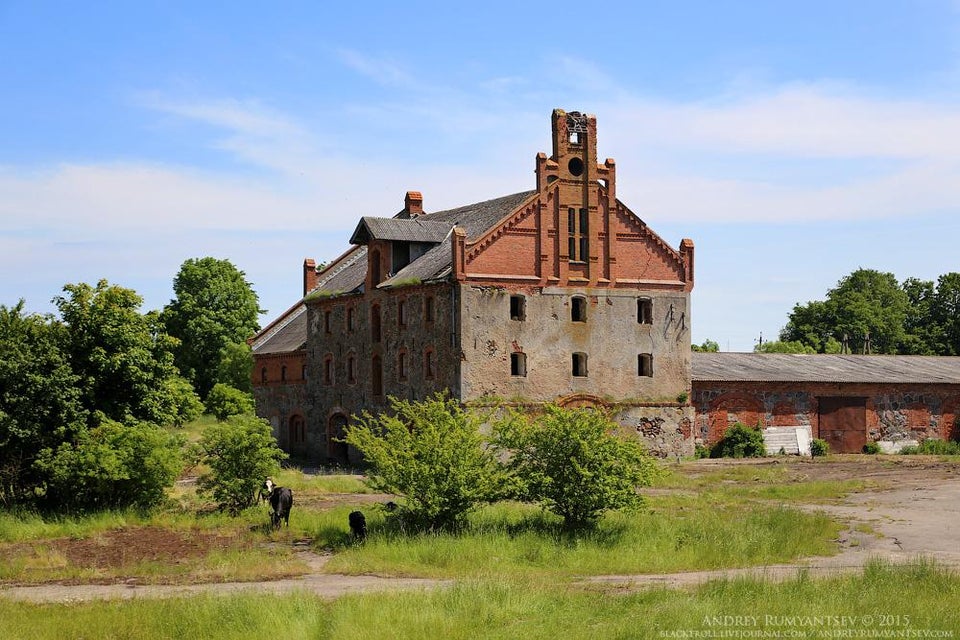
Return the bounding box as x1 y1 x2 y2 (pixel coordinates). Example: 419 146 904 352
288 414 306 456
327 414 350 464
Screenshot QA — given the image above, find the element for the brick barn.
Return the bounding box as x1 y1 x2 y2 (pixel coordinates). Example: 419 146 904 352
251 109 697 462
692 352 960 453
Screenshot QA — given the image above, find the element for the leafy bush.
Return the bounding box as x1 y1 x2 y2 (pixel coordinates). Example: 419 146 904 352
862 441 881 455
694 443 711 459
899 439 960 456
710 423 766 459
205 383 254 421
35 419 184 511
495 405 660 530
196 414 287 514
810 438 830 457
344 394 508 531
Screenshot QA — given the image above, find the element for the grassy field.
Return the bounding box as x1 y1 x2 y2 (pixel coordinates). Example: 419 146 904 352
1 561 957 639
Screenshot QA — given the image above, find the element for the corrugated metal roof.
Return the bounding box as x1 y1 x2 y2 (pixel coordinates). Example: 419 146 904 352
692 352 960 384
350 218 455 244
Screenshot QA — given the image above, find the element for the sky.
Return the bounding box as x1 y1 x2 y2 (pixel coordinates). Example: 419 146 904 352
2 1 959 352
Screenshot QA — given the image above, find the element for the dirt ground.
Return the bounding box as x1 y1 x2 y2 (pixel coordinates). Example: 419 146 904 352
3 456 958 601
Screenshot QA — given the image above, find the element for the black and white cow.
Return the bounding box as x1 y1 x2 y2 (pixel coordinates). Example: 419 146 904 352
261 478 293 529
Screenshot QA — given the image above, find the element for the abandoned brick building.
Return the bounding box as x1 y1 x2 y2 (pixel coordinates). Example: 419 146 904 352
692 352 960 454
251 109 696 462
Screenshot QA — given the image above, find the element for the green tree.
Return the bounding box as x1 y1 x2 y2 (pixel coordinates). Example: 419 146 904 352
495 405 660 530
344 394 509 531
196 414 286 514
217 341 254 394
692 339 720 352
162 258 262 398
930 273 960 355
205 383 255 421
54 280 181 426
161 376 204 427
35 419 184 511
0 302 87 506
901 277 937 354
754 340 816 354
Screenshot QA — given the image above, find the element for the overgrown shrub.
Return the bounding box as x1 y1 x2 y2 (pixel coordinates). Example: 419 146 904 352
196 414 287 514
495 405 661 530
694 443 711 459
899 439 960 455
709 423 766 459
205 383 254 421
810 438 830 457
344 394 509 531
862 441 881 455
35 419 184 511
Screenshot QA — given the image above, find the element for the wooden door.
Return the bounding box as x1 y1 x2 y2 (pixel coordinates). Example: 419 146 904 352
818 397 867 454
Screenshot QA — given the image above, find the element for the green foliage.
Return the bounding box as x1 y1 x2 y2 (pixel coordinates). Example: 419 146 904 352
216 341 254 394
161 376 204 427
162 257 262 399
898 439 960 455
0 301 88 506
691 339 720 352
54 280 183 426
809 438 830 457
196 414 287 514
694 443 711 459
754 340 816 354
495 405 660 530
34 419 184 511
862 441 881 454
205 383 255 421
344 394 508 531
710 423 766 459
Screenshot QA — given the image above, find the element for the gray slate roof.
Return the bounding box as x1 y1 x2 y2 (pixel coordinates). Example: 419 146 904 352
251 304 306 354
693 352 960 384
422 190 537 239
350 217 455 244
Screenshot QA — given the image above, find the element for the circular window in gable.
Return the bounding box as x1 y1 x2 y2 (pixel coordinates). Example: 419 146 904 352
568 157 584 177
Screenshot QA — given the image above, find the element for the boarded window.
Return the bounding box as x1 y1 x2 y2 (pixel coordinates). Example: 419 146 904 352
511 352 527 377
572 352 588 377
571 296 587 322
510 295 526 321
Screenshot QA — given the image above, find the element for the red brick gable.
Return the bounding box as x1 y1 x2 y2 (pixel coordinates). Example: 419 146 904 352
457 109 693 291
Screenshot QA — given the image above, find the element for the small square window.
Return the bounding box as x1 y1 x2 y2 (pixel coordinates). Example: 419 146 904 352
572 352 588 377
638 353 653 377
571 296 587 322
510 295 526 321
511 352 527 377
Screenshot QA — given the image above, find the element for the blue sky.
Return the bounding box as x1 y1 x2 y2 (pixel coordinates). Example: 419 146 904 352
2 1 959 351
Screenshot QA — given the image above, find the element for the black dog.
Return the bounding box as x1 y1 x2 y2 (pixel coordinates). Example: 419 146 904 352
348 510 367 540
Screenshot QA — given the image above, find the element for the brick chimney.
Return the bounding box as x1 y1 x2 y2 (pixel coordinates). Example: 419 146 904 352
303 258 319 295
404 190 424 217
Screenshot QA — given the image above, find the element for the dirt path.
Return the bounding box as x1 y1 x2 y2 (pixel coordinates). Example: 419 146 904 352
4 458 958 602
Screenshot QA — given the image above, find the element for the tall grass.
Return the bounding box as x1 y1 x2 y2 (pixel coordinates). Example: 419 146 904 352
1 562 955 640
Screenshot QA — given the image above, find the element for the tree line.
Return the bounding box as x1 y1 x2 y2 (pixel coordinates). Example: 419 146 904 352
0 258 262 509
694 268 960 355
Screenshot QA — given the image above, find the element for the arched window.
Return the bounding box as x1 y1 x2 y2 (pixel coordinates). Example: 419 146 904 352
372 355 383 396
371 304 381 343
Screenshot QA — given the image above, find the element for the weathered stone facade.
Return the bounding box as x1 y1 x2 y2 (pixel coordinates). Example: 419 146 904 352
252 109 696 461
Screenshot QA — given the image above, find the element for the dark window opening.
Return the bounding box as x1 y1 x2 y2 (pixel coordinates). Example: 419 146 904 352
510 294 526 321
261 367 267 383
323 357 333 385
637 298 653 325
398 300 406 327
572 352 588 377
289 415 305 445
638 353 653 377
424 349 435 379
571 296 587 322
511 352 527 377
324 311 331 334
371 304 381 343
567 207 588 261
398 351 407 381
346 307 354 332
372 355 382 397
347 356 356 384
568 156 584 176
371 250 382 285
302 365 307 380
425 296 434 323
280 365 287 382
